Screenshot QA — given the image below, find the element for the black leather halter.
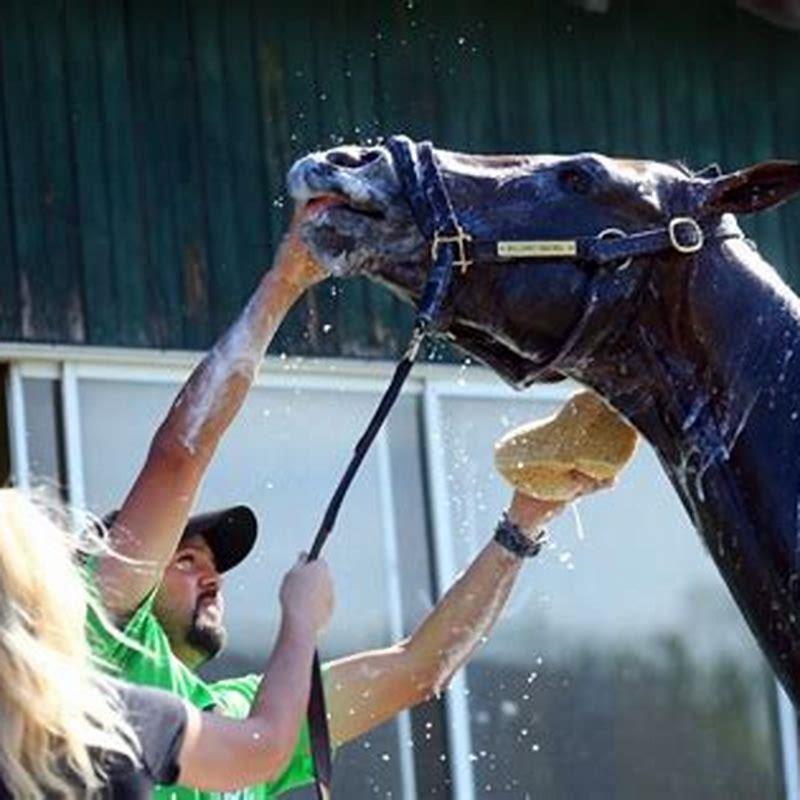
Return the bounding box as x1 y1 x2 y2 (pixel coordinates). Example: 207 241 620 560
304 135 743 798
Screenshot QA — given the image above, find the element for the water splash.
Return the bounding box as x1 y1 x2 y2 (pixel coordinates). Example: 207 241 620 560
570 501 585 542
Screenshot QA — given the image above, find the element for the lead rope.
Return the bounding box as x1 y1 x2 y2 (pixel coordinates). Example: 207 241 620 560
305 136 458 799
305 328 424 800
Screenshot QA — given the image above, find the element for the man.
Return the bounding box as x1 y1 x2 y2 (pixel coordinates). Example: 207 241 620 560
90 210 610 798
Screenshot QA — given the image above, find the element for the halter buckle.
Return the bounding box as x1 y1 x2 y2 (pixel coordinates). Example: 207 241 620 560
668 217 704 254
598 227 632 270
432 226 473 275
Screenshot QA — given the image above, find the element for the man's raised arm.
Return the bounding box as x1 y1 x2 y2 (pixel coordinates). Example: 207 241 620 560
97 218 325 618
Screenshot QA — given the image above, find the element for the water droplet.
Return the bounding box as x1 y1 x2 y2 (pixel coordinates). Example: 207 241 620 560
500 700 518 717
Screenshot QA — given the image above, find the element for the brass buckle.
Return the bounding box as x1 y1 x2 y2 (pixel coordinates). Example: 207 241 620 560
668 217 704 254
432 226 473 275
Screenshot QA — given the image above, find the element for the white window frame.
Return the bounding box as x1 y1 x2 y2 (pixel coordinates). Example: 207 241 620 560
2 340 797 799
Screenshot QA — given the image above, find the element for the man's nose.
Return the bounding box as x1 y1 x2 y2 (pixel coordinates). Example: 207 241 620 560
198 569 222 592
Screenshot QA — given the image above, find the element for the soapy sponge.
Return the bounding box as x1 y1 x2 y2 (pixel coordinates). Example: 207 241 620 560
494 391 639 500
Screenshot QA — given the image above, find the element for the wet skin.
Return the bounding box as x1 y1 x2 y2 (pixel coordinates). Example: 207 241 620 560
289 144 800 706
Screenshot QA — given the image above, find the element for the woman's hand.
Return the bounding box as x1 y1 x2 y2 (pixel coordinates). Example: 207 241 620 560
279 555 334 635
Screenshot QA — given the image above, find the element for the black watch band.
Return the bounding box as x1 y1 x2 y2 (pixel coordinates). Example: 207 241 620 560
493 512 546 559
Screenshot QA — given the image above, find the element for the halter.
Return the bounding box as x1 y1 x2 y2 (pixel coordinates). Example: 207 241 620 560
304 136 743 799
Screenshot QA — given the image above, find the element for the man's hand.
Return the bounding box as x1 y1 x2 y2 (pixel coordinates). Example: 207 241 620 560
279 555 334 636
507 469 615 539
270 207 328 292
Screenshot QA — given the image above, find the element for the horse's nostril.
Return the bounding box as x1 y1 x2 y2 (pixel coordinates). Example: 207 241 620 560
326 148 382 169
359 149 382 165
326 151 362 169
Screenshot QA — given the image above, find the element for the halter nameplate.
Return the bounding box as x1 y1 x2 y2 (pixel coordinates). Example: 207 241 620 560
497 240 578 258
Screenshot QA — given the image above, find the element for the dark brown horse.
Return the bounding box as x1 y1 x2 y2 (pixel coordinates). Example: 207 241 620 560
288 143 800 706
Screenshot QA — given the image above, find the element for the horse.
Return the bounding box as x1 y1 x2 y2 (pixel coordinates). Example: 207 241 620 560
287 141 800 707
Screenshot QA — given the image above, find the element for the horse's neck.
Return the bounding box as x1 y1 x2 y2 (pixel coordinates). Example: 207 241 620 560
577 238 800 535
585 235 800 707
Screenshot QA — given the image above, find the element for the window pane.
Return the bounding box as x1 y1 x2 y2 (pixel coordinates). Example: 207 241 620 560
437 392 784 800
77 376 425 798
22 377 64 491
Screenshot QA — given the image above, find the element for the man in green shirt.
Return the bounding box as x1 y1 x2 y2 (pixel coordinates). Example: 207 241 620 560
91 212 610 798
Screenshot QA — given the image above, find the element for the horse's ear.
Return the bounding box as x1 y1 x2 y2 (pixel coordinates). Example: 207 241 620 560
699 161 800 216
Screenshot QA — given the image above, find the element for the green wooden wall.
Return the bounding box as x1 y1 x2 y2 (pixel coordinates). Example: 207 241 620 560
0 0 799 357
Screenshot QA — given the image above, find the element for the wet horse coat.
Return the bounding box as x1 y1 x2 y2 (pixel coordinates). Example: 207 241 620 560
289 144 800 706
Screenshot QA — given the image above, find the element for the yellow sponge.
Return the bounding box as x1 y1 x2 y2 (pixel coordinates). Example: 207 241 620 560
493 391 638 500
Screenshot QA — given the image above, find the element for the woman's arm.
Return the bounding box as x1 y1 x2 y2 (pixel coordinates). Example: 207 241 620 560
175 557 333 791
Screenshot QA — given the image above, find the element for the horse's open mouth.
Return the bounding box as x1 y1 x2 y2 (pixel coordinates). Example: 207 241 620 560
303 194 385 222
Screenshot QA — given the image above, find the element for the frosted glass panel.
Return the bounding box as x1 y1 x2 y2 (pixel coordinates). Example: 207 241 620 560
437 392 783 800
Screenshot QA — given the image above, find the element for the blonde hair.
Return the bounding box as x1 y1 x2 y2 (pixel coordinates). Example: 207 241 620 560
0 489 138 798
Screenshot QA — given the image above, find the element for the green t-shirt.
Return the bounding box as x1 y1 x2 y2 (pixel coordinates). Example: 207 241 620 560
86 589 316 799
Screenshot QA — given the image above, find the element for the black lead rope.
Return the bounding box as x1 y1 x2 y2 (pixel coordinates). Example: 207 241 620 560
305 335 421 800
305 136 459 800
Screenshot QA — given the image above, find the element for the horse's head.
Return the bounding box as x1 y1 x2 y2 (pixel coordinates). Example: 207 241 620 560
288 141 800 386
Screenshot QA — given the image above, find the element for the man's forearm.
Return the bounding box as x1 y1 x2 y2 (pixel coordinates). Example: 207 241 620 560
249 614 317 746
404 539 523 693
325 540 531 745
156 271 304 461
326 495 560 744
405 494 556 691
98 256 314 615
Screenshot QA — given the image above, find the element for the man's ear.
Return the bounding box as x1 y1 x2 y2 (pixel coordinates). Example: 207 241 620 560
699 161 800 216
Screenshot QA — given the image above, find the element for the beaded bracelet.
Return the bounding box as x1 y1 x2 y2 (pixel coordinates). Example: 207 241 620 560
493 512 547 559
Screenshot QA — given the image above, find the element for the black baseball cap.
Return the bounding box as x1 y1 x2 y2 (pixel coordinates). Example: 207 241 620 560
180 505 258 573
101 504 258 574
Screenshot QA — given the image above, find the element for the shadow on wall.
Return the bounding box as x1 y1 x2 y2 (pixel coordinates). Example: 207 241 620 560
738 0 800 29
570 0 800 29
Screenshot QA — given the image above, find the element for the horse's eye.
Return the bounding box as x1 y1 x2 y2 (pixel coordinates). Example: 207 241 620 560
558 168 593 195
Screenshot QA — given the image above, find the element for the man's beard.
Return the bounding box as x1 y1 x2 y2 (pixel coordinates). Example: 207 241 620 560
186 604 227 663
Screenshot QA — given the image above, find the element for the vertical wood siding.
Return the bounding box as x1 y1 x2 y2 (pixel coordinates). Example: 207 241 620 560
0 0 798 356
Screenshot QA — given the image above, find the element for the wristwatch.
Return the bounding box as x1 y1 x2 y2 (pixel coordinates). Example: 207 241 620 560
493 512 547 559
